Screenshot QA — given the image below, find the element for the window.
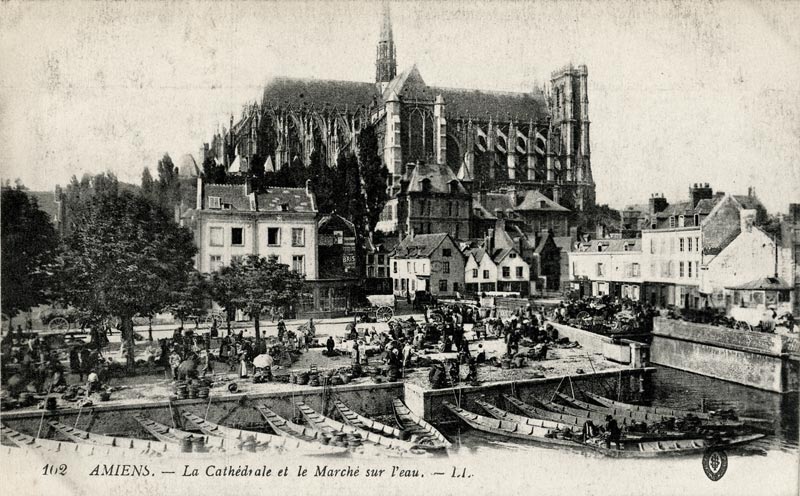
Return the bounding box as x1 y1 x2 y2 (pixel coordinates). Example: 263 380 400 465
209 227 224 247
231 255 243 264
516 267 523 278
393 261 397 274
367 266 374 277
779 291 790 303
406 261 411 272
650 239 655 254
678 215 685 227
267 227 280 246
377 254 385 264
453 282 459 292
208 196 221 209
231 227 244 246
596 263 604 277
679 261 684 278
695 237 700 252
448 202 453 216
688 262 692 278
209 255 222 272
679 238 684 252
502 267 510 278
291 228 305 247
669 216 675 228
632 263 640 277
687 237 692 252
442 262 450 274
483 270 489 280
693 214 699 226
367 254 375 265
378 267 386 278
292 255 304 274
439 280 448 292
472 269 478 278
393 279 399 290
442 248 452 257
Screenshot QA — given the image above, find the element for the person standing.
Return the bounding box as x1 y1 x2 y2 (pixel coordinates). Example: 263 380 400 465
604 415 621 449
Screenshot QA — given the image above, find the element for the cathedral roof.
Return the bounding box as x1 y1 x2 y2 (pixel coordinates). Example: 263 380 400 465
261 77 379 111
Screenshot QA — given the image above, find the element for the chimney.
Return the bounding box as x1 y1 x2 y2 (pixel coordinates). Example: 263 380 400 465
689 182 713 207
649 193 668 215
487 228 495 253
196 176 203 210
748 186 755 198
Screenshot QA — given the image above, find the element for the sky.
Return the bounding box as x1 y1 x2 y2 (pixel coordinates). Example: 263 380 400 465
1 0 799 213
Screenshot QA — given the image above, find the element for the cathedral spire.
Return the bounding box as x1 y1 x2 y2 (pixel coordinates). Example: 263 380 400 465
376 2 396 88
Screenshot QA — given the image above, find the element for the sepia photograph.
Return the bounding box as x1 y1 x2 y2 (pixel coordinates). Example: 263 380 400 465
0 1 798 495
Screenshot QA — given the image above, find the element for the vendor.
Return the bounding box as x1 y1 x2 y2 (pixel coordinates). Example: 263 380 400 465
86 369 101 395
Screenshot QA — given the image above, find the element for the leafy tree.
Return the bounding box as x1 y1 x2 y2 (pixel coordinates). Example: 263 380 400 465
358 125 390 233
141 167 154 199
209 264 242 335
230 255 306 343
156 153 180 208
170 270 209 328
57 191 197 369
1 184 59 321
202 156 227 184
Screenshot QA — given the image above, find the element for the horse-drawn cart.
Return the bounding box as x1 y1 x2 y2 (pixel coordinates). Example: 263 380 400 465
349 295 395 322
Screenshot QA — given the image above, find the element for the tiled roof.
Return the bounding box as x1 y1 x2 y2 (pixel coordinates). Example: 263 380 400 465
205 184 252 211
575 238 641 253
516 190 570 212
402 161 467 194
472 202 497 220
693 198 718 215
256 187 316 213
477 192 516 215
465 246 487 263
657 201 693 218
726 276 792 290
393 233 449 258
261 77 379 111
732 195 765 211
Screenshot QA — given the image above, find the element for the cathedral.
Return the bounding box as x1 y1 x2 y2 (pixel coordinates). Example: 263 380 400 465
200 4 596 236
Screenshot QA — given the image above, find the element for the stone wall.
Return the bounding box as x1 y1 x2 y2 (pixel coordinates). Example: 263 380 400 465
651 318 798 393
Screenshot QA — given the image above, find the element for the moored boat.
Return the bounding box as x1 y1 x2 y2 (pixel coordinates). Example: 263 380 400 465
502 394 591 426
555 393 745 428
583 391 768 424
130 413 228 450
333 400 404 438
255 404 336 445
2 424 164 458
181 411 348 456
295 402 423 453
48 421 171 452
391 398 452 449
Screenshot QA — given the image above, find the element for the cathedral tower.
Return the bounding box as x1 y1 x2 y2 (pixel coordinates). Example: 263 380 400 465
375 3 396 91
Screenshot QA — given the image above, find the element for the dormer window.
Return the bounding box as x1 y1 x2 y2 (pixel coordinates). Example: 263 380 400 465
539 200 547 209
678 215 685 227
693 214 699 226
208 196 221 209
669 216 676 228
222 203 232 210
280 203 289 212
421 178 432 193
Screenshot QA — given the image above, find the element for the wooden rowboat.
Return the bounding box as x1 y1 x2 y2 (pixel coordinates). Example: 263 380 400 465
130 413 228 450
391 398 452 449
443 402 581 448
47 421 171 452
503 394 592 426
181 411 348 456
476 399 575 431
295 402 423 453
583 392 769 424
484 400 692 442
556 393 744 427
255 404 335 444
334 400 404 438
1 424 164 458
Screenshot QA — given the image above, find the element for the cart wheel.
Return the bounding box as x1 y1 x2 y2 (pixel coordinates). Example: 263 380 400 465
376 306 394 322
576 311 590 321
49 317 70 332
430 312 444 324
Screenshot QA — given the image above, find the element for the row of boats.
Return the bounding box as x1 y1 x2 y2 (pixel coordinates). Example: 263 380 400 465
445 391 767 458
0 398 450 458
0 392 766 459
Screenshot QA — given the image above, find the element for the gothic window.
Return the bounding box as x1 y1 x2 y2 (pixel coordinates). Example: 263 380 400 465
403 107 434 163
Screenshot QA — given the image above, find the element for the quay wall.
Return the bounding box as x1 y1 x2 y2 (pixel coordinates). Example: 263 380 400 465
651 318 799 393
1 382 403 439
547 322 632 363
406 367 655 425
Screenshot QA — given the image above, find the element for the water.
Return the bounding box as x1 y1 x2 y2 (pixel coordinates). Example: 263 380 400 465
442 365 798 453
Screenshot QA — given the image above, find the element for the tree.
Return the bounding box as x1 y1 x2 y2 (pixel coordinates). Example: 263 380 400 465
156 153 180 209
57 191 197 369
230 255 306 343
141 167 155 200
202 156 227 184
1 184 59 321
358 125 390 233
170 270 209 328
208 264 242 335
